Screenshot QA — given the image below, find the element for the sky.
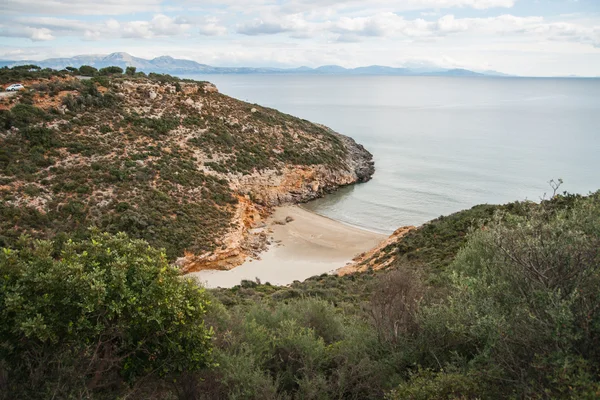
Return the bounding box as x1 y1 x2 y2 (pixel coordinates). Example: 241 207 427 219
0 0 599 76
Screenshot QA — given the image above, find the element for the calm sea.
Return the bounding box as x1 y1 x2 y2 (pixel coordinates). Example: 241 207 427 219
182 75 600 234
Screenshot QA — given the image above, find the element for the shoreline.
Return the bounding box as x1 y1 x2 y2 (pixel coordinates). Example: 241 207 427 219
297 203 390 235
189 205 387 288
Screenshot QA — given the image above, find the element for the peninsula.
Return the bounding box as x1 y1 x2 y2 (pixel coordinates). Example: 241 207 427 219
0 65 376 275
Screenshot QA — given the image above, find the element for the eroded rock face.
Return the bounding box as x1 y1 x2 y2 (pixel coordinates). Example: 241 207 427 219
177 196 269 273
229 131 375 207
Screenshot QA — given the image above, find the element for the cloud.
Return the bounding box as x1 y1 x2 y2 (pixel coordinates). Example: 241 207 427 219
0 27 55 41
1 9 597 52
198 18 228 36
0 0 599 76
436 15 469 33
237 13 313 36
0 0 517 18
238 20 291 35
324 12 599 49
275 0 516 15
0 0 163 15
0 15 194 41
105 15 192 38
331 13 399 37
2 10 597 51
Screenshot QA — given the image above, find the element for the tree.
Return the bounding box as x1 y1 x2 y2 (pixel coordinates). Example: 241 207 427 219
0 231 213 398
78 65 98 76
125 66 137 76
65 66 78 73
99 66 124 75
13 64 41 71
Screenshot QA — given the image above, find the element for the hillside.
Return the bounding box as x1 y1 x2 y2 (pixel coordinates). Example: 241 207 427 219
0 66 373 268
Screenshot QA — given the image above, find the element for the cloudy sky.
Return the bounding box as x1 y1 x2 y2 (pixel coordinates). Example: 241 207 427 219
0 0 599 76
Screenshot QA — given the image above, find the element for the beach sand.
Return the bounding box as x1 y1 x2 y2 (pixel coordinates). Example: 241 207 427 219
189 205 386 288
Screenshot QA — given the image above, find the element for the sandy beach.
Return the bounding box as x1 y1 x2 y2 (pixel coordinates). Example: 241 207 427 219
189 205 386 288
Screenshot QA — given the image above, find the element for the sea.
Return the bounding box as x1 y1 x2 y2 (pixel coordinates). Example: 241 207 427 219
182 74 600 234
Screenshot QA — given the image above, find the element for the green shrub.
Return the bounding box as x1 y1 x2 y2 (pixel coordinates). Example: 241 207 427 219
0 65 66 84
20 127 57 148
78 65 98 76
0 232 213 398
204 298 393 399
99 66 124 75
4 103 49 129
198 347 279 400
386 369 487 400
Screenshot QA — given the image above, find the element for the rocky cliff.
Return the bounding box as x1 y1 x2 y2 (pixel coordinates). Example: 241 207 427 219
230 137 373 207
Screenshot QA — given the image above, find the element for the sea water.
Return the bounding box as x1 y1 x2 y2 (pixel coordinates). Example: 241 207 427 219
182 74 600 233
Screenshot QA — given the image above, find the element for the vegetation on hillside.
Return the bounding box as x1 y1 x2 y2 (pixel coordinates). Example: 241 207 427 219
0 66 349 259
0 65 69 85
1 190 598 399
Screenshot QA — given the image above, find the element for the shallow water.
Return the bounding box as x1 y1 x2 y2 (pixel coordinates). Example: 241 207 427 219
183 74 600 233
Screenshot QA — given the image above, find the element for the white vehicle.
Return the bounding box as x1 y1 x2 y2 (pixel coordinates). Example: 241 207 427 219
5 84 25 92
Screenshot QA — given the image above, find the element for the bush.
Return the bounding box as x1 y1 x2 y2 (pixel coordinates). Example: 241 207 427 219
203 298 393 399
78 65 98 76
0 232 213 399
20 127 57 148
369 267 423 345
99 66 124 75
386 368 487 400
0 65 67 84
3 103 49 129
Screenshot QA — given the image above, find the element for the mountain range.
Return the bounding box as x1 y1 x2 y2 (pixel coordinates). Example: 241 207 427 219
0 52 510 77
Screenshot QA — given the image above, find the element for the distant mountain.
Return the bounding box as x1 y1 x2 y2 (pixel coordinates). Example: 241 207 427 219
423 68 484 77
0 52 510 77
314 65 349 74
479 69 512 77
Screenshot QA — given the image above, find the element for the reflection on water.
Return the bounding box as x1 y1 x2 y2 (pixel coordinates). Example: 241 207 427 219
304 184 356 209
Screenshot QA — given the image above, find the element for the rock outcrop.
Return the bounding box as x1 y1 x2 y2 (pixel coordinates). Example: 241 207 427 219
229 132 374 207
336 225 416 276
331 129 375 183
